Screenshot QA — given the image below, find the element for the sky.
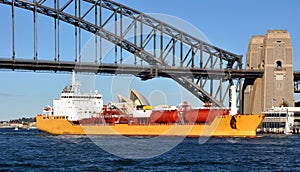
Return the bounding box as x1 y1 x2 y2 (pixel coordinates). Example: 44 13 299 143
0 0 300 120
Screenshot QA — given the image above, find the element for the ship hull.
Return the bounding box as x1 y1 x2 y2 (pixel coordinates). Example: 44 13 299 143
36 114 264 137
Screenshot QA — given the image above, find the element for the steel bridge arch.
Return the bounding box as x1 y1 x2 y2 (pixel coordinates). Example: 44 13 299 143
0 0 243 107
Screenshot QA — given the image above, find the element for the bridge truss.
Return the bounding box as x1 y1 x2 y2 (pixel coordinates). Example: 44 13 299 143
0 0 252 107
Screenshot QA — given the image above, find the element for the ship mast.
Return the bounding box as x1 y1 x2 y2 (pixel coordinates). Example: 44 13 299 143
71 70 80 94
229 85 238 115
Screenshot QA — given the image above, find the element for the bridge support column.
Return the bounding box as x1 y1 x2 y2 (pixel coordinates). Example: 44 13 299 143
243 30 294 114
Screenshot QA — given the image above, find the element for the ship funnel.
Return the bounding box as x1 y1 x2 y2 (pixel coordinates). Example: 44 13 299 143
229 85 238 116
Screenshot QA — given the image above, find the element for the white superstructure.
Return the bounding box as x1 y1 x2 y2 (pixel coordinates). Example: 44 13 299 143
45 71 103 121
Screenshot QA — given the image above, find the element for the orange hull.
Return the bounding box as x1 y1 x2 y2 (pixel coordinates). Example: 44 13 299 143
36 114 264 137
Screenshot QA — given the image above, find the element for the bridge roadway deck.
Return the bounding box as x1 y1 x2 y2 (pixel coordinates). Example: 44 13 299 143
0 58 262 79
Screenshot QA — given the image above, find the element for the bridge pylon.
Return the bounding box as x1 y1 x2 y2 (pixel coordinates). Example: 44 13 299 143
243 30 294 114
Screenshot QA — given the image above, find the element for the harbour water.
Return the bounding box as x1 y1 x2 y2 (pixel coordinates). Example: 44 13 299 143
1 128 300 171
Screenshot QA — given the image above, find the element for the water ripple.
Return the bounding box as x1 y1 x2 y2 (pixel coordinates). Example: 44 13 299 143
1 129 300 171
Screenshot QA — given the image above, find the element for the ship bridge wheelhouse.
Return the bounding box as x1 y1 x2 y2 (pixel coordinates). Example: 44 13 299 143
60 95 102 99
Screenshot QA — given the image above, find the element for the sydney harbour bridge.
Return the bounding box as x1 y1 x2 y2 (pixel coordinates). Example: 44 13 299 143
0 0 299 110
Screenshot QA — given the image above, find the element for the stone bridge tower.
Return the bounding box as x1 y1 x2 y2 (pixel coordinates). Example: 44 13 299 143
243 30 294 114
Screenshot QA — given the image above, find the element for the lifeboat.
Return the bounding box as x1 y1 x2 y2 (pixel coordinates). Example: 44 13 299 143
43 106 52 111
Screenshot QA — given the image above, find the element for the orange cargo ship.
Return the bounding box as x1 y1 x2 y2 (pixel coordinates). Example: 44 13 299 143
36 114 264 137
36 72 264 137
